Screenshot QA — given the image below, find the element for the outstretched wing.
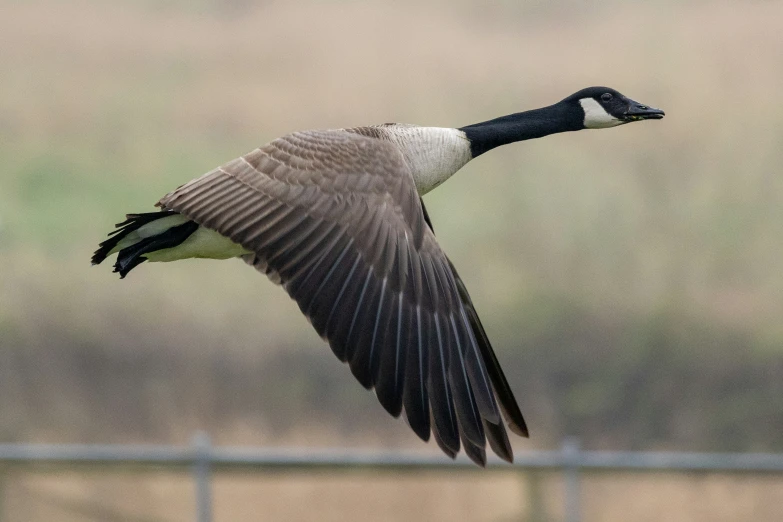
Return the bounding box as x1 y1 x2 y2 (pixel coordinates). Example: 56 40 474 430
158 129 526 464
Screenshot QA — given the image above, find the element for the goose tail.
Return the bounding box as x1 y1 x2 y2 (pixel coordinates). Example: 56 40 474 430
92 210 198 278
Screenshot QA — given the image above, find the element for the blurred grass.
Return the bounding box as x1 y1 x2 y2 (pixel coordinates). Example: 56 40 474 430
1 0 782 454
4 469 782 522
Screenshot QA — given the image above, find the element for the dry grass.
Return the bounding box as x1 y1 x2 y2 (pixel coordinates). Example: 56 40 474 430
3 469 782 522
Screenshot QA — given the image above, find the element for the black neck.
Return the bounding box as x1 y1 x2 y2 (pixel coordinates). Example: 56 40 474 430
459 101 583 158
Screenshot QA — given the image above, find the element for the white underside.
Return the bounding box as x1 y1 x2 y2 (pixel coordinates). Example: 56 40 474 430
145 226 251 262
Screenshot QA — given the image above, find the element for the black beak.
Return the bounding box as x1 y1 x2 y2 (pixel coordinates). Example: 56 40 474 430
624 100 665 121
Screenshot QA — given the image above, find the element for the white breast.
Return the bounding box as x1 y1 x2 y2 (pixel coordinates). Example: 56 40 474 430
378 125 472 195
145 226 251 262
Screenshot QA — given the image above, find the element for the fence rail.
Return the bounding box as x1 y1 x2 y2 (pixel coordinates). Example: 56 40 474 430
1 434 782 522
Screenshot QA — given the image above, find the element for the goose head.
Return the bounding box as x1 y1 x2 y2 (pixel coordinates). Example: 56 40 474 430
564 86 665 129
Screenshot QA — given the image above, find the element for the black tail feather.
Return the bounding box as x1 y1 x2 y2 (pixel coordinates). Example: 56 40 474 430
112 220 199 278
92 210 177 265
92 210 199 278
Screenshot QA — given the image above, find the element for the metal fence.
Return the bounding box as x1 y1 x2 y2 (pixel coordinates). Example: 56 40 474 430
1 433 782 522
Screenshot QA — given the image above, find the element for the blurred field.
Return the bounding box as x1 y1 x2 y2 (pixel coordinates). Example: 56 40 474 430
1 0 783 520
3 470 782 521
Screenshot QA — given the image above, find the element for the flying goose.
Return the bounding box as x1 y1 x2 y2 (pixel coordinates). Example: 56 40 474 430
93 87 663 465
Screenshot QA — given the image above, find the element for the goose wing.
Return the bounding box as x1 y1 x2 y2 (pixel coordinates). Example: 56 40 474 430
157 129 526 464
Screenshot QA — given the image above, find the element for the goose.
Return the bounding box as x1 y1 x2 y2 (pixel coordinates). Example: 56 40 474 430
92 86 664 465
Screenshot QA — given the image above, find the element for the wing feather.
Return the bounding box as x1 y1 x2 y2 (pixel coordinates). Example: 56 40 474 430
157 129 526 462
402 304 431 441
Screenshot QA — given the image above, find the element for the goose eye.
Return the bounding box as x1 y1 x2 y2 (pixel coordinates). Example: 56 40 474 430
601 93 613 102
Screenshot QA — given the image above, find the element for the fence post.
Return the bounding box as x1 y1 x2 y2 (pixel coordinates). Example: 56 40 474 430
525 470 548 522
192 432 213 522
562 438 581 522
0 465 5 522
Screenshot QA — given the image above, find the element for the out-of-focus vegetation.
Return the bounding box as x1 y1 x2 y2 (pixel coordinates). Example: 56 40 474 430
1 0 782 459
5 471 783 522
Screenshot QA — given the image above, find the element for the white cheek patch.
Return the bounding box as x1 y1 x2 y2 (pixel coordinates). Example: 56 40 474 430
579 98 624 129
